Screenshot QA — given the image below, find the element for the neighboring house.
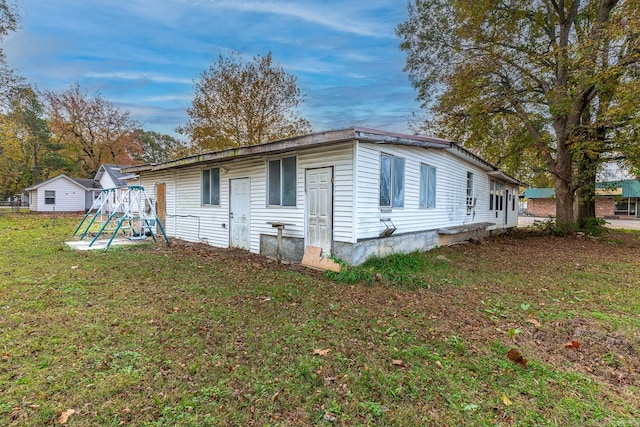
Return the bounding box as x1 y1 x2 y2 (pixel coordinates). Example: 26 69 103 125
523 179 640 219
25 164 140 213
124 127 521 265
94 163 137 190
25 174 101 212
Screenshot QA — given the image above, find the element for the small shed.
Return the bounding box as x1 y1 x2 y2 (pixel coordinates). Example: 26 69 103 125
25 174 101 212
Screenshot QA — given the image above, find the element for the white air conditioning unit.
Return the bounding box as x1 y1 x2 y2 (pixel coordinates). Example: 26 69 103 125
466 196 477 207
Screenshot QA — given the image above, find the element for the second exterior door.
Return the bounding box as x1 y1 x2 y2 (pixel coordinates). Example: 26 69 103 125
230 178 251 250
306 167 333 255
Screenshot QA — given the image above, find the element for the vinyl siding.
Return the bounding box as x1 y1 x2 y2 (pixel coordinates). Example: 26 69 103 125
29 190 38 211
138 140 517 256
98 172 117 190
137 142 356 254
29 177 87 212
355 143 516 239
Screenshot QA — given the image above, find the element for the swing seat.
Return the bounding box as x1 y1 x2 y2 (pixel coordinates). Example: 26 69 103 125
127 235 148 241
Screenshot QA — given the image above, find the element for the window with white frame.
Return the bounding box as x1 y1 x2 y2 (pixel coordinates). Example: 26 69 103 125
44 190 55 205
380 153 405 208
202 167 220 205
489 180 505 211
466 172 474 205
268 156 297 206
419 164 437 208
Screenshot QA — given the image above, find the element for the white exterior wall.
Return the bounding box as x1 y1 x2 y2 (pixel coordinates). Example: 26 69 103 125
29 190 38 210
137 142 355 253
355 143 518 239
28 177 87 212
137 140 517 257
98 169 118 189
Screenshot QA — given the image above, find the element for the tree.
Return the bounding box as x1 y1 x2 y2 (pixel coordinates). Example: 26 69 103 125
45 83 139 177
180 51 311 151
397 0 640 225
0 87 67 197
0 0 24 109
130 129 187 163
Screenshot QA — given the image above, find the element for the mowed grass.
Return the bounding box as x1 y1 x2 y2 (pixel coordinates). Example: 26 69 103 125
0 212 639 426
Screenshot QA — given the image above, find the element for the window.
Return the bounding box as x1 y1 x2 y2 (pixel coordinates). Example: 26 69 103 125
44 190 55 205
490 180 505 211
268 156 297 206
202 167 220 205
615 198 636 216
419 164 437 208
466 172 474 199
379 154 405 208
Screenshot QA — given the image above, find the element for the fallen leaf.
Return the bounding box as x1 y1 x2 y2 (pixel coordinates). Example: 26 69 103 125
1 351 9 362
391 359 405 367
564 340 581 349
58 409 76 425
313 348 330 356
10 405 20 421
501 394 513 406
506 348 528 368
525 317 541 328
435 360 443 369
323 412 337 422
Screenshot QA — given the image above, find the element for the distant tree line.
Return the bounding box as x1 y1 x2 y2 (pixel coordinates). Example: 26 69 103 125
0 0 312 199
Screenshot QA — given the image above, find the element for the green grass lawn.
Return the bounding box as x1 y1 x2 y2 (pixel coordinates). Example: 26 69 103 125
1 212 638 426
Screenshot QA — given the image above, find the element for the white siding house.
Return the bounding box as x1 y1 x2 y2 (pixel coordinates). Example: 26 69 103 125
26 174 100 212
124 128 521 265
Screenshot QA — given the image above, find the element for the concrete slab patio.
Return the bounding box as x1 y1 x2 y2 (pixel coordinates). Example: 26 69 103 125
65 238 149 251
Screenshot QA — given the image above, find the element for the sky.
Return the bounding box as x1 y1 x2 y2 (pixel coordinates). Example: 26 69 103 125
4 0 422 139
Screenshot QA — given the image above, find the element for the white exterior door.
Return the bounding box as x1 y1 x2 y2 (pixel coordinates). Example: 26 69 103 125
306 167 333 255
230 178 250 250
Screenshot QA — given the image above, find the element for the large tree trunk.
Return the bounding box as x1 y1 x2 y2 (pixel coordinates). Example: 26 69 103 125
552 132 576 225
555 178 575 225
575 153 599 227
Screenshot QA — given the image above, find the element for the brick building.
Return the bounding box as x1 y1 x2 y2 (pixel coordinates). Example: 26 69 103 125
523 180 640 219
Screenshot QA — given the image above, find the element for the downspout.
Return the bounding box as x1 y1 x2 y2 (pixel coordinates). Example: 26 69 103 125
352 140 358 244
173 169 177 236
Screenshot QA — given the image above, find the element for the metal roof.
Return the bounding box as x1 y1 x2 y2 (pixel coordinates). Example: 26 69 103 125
525 180 640 199
523 188 556 199
596 180 640 198
25 174 99 191
123 127 522 185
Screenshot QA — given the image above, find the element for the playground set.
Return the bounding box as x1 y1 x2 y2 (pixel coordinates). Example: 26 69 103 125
72 185 169 251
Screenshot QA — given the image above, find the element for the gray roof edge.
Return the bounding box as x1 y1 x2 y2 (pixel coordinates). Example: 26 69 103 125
122 128 513 182
25 174 98 191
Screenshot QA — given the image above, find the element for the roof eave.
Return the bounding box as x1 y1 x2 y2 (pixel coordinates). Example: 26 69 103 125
487 170 524 186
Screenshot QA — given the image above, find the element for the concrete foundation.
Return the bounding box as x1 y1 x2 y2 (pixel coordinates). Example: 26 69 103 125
260 234 305 262
333 229 440 266
437 222 494 246
261 223 497 266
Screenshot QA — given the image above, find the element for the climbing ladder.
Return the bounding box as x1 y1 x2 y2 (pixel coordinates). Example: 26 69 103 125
73 187 123 239
73 185 170 251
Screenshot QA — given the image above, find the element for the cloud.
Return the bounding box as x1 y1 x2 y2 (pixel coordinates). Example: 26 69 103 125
85 71 193 85
199 1 393 38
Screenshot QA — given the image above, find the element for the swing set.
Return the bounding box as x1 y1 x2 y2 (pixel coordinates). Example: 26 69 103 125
73 185 170 251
